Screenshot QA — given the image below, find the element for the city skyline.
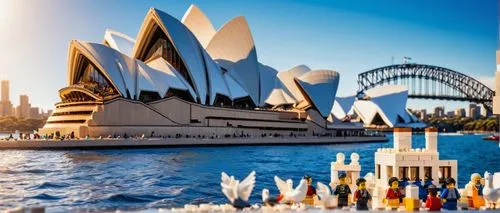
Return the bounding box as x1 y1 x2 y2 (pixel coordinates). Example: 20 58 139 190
0 79 50 118
0 0 497 111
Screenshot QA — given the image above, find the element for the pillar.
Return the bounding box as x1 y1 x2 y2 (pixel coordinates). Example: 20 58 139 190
393 127 412 150
425 127 438 151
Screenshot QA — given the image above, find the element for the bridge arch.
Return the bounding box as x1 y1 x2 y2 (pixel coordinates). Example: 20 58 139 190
357 63 494 111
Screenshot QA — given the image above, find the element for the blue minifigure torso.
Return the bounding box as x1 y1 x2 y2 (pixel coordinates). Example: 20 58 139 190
441 188 461 210
413 181 428 201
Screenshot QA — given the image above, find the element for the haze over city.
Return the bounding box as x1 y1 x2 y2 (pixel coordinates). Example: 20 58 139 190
0 0 497 113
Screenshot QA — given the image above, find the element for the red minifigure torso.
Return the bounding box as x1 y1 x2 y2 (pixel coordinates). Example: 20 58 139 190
425 196 442 211
386 188 401 199
306 185 316 196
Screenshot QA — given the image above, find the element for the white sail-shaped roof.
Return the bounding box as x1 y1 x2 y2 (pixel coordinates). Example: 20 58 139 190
295 70 340 118
264 87 296 106
134 8 209 104
259 64 278 105
224 72 249 100
206 16 260 106
104 29 136 57
136 62 160 96
145 57 197 99
260 64 295 106
365 85 411 124
331 95 355 120
352 100 380 125
277 65 311 102
201 49 232 105
68 40 137 99
181 4 216 48
352 85 417 127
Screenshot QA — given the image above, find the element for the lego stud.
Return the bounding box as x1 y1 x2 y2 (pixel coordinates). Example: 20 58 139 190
350 153 359 164
336 153 345 164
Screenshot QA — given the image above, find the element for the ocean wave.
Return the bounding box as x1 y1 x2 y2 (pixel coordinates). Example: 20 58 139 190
103 194 163 203
28 193 64 200
33 182 70 189
22 169 53 174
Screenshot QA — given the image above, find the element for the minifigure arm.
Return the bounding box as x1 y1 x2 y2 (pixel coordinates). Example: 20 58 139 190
347 186 352 194
333 186 339 195
455 188 461 200
353 190 359 202
441 189 447 203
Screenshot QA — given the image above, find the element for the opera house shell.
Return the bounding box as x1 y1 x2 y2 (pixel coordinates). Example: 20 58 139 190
351 85 425 128
39 5 358 138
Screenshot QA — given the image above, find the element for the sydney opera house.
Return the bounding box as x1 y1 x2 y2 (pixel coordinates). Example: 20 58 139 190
39 5 422 138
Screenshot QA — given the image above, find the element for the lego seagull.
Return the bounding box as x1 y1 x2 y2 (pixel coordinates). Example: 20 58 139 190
316 181 337 209
262 189 279 207
483 171 500 209
220 171 256 209
274 176 308 205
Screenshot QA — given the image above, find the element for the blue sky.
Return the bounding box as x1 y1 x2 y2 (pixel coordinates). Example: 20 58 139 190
0 0 497 114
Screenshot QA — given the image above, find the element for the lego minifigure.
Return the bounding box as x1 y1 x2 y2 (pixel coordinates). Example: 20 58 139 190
302 175 316 205
399 177 409 199
425 185 442 211
333 173 351 208
470 173 485 208
413 178 428 202
353 178 372 210
441 177 461 210
384 177 402 210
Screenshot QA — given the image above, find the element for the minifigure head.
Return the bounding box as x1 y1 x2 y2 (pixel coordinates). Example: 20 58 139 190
427 184 437 197
445 177 456 189
304 175 312 184
356 178 367 189
339 173 347 184
471 173 481 184
388 177 399 189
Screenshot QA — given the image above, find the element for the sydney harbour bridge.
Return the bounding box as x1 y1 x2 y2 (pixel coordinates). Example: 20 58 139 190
357 63 495 112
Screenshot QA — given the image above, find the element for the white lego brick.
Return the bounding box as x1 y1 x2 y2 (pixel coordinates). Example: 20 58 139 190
405 185 419 199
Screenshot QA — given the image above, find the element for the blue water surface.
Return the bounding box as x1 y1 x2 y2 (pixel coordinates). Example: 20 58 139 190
0 134 498 211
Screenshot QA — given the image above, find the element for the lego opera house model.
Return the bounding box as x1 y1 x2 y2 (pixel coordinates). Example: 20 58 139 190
39 5 420 138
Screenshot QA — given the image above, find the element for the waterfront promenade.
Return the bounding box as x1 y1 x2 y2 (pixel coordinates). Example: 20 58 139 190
0 136 387 149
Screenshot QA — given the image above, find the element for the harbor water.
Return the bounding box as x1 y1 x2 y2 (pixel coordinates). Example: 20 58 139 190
0 134 498 211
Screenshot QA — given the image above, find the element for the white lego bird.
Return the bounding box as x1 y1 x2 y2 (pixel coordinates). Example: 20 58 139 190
483 171 500 209
262 189 279 207
274 176 308 204
221 171 256 209
316 181 337 209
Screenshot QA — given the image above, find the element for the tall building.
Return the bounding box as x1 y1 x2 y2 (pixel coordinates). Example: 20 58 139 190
433 106 445 118
454 108 466 118
17 95 31 118
468 104 481 120
0 80 13 117
446 111 454 117
2 80 9 102
30 107 40 119
481 105 492 117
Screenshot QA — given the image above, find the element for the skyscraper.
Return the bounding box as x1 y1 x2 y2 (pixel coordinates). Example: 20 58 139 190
1 80 9 102
18 95 31 118
0 80 13 117
468 104 481 120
